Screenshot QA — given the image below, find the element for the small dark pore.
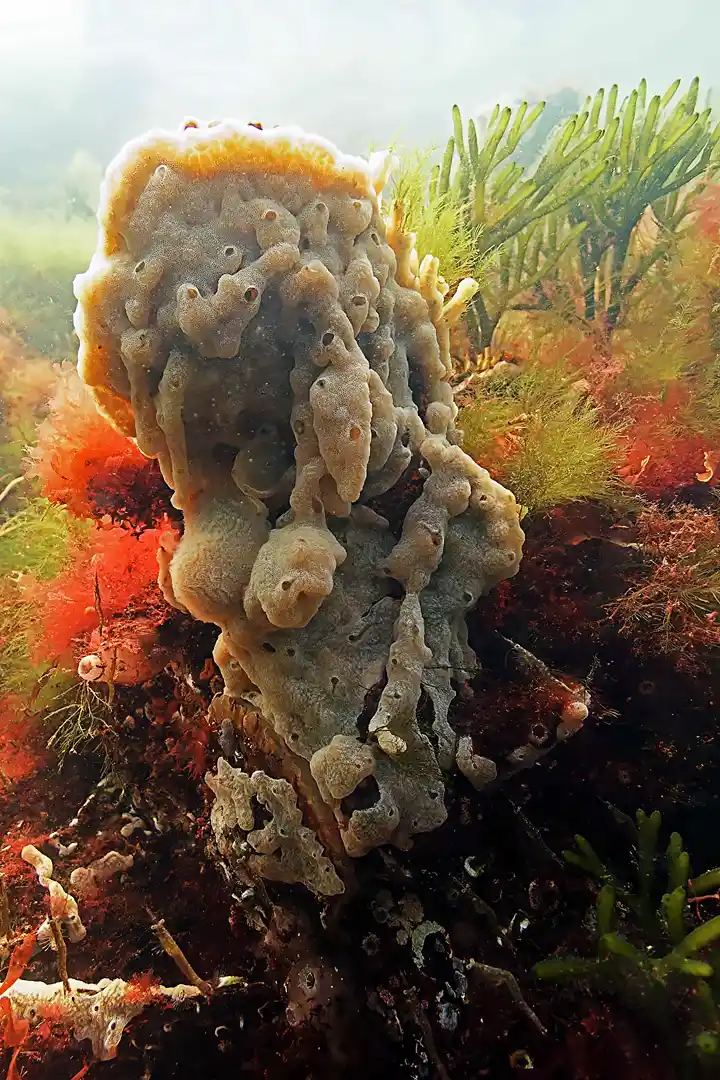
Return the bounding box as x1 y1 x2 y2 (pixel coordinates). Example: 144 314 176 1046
341 775 381 816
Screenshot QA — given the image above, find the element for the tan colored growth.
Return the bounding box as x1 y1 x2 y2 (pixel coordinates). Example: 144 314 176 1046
2 977 201 1060
206 757 344 896
75 119 524 880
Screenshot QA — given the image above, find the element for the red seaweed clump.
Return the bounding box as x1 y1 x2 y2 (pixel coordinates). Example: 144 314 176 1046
694 181 720 243
609 504 720 669
615 390 708 496
0 696 46 787
27 518 178 667
28 366 172 526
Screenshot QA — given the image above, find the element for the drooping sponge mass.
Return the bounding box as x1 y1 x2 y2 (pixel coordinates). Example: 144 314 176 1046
74 119 524 873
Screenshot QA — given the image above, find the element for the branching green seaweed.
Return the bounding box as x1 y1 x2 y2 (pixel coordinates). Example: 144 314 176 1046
389 149 484 285
535 809 720 1071
431 78 720 350
563 78 720 331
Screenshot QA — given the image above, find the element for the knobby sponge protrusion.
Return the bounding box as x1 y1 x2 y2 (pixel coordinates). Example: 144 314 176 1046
244 458 347 629
70 851 134 896
21 844 86 944
206 757 344 896
74 118 525 879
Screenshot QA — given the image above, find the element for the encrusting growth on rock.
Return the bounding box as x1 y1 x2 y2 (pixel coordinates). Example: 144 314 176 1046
73 118 524 883
1 977 202 1061
6 846 212 1061
69 851 134 897
206 757 345 896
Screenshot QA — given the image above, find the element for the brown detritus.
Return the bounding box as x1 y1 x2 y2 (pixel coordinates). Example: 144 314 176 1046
0 876 10 946
48 917 71 994
149 916 214 997
466 960 546 1035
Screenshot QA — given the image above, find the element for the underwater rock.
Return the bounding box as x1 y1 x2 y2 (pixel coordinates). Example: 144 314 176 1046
73 119 524 872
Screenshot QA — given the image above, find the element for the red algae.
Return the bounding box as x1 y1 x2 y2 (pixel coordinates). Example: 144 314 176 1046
0 698 46 787
610 505 720 668
0 933 37 997
27 519 177 665
28 366 171 525
616 394 708 496
694 182 720 243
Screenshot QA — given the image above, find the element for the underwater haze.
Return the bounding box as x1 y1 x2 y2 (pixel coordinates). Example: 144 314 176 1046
3 2 720 1079
1 0 719 190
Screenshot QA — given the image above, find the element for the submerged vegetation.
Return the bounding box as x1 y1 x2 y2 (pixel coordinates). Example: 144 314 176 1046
0 211 95 357
536 810 720 1072
404 77 720 350
0 498 82 699
610 506 720 664
459 361 621 512
1 75 720 1080
389 149 483 285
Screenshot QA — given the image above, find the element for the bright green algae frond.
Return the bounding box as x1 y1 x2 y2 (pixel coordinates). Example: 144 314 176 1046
0 497 88 698
389 149 484 285
536 809 720 1070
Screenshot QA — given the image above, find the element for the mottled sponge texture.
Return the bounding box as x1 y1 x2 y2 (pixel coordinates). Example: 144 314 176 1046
74 119 524 863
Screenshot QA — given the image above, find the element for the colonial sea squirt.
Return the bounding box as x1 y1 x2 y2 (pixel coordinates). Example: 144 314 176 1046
73 119 524 891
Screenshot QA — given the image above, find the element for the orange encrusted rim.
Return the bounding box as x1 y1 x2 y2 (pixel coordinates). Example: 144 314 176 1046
100 124 377 256
74 121 385 435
